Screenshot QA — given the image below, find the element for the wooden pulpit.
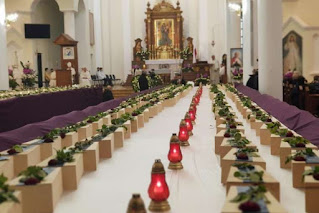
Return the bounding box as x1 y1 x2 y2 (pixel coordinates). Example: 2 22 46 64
56 70 72 87
54 34 79 84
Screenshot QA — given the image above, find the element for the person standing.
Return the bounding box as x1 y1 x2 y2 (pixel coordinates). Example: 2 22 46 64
44 68 51 87
210 55 220 85
49 69 56 87
80 67 92 87
103 85 114 101
246 69 259 91
66 62 76 85
139 71 149 91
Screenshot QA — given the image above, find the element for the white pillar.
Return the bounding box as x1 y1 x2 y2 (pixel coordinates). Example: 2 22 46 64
198 0 209 61
0 0 9 90
122 0 132 78
242 0 253 84
94 0 103 69
311 34 319 76
63 11 76 39
257 0 283 100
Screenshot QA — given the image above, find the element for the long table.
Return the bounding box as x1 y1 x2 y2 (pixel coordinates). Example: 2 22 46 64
235 84 319 147
0 87 103 133
0 86 165 151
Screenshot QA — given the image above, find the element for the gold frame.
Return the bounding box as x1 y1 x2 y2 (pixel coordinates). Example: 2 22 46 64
154 19 175 48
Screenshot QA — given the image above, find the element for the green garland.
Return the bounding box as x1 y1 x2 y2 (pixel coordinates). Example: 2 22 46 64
132 74 164 92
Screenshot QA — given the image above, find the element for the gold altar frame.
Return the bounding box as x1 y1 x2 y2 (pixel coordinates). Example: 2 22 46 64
145 1 183 59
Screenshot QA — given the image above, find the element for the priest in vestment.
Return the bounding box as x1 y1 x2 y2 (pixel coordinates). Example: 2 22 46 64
210 55 220 85
49 69 56 87
80 68 92 87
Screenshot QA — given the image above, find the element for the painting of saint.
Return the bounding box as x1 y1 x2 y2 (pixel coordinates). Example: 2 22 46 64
283 31 302 74
230 48 243 68
155 19 174 47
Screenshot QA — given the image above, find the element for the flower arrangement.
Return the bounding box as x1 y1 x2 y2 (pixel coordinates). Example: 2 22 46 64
231 68 243 81
135 49 150 61
182 64 194 72
0 85 100 100
231 185 270 212
131 73 163 92
19 166 48 185
285 148 315 164
8 68 19 90
194 74 210 86
20 61 37 88
180 47 193 60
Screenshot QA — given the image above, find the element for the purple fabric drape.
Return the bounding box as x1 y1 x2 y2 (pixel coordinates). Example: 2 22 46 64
235 84 319 147
0 87 103 133
0 86 165 151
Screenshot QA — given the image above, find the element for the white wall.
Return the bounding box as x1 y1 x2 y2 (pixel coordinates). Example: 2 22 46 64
32 0 64 71
0 0 9 90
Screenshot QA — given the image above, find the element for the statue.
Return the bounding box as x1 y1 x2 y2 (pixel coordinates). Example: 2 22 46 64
133 38 143 61
187 37 194 53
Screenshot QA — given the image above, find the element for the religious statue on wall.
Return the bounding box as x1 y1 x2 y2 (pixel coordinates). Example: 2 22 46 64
133 38 143 61
187 37 194 53
283 31 302 75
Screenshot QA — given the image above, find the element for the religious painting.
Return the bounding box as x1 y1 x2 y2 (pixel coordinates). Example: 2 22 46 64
283 31 303 75
154 19 174 47
62 47 75 60
230 48 243 68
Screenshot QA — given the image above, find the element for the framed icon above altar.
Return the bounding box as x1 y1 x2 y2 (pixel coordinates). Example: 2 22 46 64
145 0 184 60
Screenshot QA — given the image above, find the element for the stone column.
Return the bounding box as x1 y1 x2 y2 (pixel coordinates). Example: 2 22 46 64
311 34 319 77
0 0 9 90
63 11 76 39
257 0 283 100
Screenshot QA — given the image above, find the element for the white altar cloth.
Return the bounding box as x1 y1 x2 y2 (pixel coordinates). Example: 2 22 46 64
145 59 183 65
54 87 305 213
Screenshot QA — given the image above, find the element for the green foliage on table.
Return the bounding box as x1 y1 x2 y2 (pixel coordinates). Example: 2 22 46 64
235 147 259 157
19 166 47 183
69 140 93 154
10 145 23 154
231 185 270 204
234 170 264 183
232 163 255 171
0 174 19 204
55 148 74 163
303 166 319 181
210 85 219 93
227 133 250 148
112 113 134 126
283 136 309 147
285 148 315 164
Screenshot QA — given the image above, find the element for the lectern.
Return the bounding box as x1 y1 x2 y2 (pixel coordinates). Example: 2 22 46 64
54 34 79 84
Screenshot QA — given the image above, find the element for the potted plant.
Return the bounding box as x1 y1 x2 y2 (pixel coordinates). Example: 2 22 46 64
230 185 269 212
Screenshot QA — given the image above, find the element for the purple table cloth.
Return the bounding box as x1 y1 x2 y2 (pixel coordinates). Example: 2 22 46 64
0 86 164 151
235 84 319 147
0 87 103 133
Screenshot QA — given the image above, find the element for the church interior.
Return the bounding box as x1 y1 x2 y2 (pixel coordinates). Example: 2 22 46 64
1 0 319 212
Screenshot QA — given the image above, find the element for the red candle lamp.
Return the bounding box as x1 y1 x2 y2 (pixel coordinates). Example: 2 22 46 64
193 96 200 105
127 194 147 213
179 120 190 146
190 102 197 114
189 107 196 125
184 113 193 136
167 133 183 170
148 159 170 212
